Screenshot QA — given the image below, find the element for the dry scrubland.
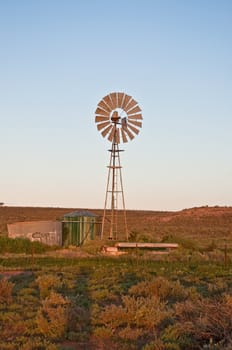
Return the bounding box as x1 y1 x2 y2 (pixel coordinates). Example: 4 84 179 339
1 206 232 349
1 205 232 245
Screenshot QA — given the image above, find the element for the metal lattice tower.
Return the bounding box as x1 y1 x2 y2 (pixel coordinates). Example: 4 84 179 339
95 92 143 240
101 118 128 240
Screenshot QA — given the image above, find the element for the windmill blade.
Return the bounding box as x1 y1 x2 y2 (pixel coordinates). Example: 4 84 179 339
101 124 113 138
124 98 138 113
109 92 118 109
117 92 125 108
127 113 143 120
98 100 111 112
123 126 135 140
121 127 128 143
115 128 120 144
127 123 140 135
127 105 141 115
121 94 132 110
108 125 116 142
95 107 110 117
127 119 142 128
95 116 109 123
97 121 111 131
103 94 114 110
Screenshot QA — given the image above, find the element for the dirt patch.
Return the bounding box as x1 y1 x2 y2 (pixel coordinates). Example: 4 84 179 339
60 341 96 350
0 270 32 279
46 248 90 258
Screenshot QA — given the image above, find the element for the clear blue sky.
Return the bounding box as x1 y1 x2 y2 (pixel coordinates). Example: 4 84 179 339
0 0 232 211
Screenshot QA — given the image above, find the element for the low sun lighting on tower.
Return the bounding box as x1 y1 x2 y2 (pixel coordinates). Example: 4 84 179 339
95 92 143 240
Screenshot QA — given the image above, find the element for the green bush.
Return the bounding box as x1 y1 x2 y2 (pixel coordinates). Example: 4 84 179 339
0 236 51 254
161 234 199 251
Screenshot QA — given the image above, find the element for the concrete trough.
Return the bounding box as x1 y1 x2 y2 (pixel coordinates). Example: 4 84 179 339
115 242 179 249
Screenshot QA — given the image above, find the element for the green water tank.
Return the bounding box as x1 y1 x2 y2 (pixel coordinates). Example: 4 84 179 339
62 211 100 246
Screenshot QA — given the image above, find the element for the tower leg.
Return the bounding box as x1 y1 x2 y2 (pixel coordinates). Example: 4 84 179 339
101 141 128 240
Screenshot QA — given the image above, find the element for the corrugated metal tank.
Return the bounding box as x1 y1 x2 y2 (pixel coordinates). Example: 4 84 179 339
62 211 101 246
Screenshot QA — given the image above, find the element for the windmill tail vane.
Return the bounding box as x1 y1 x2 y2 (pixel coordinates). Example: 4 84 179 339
121 117 127 128
95 92 143 240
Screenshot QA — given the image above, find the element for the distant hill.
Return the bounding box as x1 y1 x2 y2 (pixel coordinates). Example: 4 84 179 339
1 206 232 247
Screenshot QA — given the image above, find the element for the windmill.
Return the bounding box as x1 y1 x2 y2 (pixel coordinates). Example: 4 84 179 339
95 92 143 240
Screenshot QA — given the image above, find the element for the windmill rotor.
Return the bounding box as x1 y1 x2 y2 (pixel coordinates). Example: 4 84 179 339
95 92 143 143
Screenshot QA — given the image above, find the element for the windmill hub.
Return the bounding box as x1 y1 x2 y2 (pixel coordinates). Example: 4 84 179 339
111 110 120 123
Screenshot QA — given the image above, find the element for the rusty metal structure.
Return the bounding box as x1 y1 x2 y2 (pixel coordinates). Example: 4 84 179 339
95 92 142 240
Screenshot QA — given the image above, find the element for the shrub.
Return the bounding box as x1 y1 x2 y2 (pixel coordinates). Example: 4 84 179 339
20 338 58 350
0 312 27 341
142 339 166 350
36 291 70 340
36 274 62 298
161 234 199 251
67 303 90 334
81 239 104 255
0 278 14 304
205 240 217 252
95 294 170 343
128 230 139 242
90 288 118 302
0 236 50 254
163 295 232 348
129 276 187 304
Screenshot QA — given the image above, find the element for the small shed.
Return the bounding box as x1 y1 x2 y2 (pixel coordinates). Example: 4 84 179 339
7 221 62 246
62 211 101 246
